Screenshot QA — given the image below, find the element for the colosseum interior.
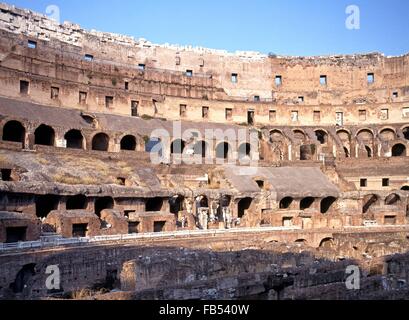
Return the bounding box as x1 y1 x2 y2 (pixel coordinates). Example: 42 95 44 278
0 3 409 301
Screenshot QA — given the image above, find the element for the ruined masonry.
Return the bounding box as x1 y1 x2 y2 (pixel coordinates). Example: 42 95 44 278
0 3 409 300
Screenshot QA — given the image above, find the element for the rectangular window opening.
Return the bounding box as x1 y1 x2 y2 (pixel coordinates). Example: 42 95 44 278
20 80 29 94
105 96 114 109
360 179 367 187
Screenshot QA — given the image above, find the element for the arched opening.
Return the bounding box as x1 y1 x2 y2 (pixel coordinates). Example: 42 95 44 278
170 195 184 215
320 197 336 214
392 143 406 157
95 197 114 217
64 129 84 149
385 193 400 206
315 130 328 145
120 135 137 151
216 142 231 159
295 239 307 245
146 197 163 212
293 130 306 142
401 186 409 191
145 137 163 157
35 195 59 218
379 129 396 141
238 197 252 218
92 133 109 151
279 197 293 209
197 196 209 208
362 194 379 214
2 120 25 145
193 141 208 158
300 145 316 160
300 197 315 210
66 195 87 210
221 195 231 207
238 143 251 158
171 139 186 154
10 263 36 293
365 145 372 158
319 238 335 249
34 124 55 146
403 127 409 141
270 130 285 143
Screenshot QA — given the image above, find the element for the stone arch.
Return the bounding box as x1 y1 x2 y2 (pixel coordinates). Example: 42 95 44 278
171 139 186 154
145 137 163 157
379 128 396 141
238 197 253 218
279 197 293 209
95 196 114 217
64 129 84 149
300 197 315 210
92 133 109 151
66 194 87 210
120 135 137 151
216 142 231 159
197 195 209 208
319 237 335 249
402 126 409 140
315 129 328 145
295 239 308 245
34 124 55 146
193 140 209 158
337 129 351 158
356 128 374 140
362 194 379 214
10 263 36 294
385 193 401 206
401 186 409 191
293 129 306 142
238 142 251 158
320 197 336 214
2 120 25 145
270 129 286 142
392 143 406 157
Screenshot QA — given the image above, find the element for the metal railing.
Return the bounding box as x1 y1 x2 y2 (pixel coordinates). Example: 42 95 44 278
0 226 300 252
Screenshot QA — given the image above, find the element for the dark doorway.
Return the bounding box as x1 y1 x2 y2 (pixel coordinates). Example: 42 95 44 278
170 196 184 215
72 224 88 237
6 227 27 243
64 129 84 149
154 221 166 233
146 197 163 212
34 124 55 146
300 145 316 160
1 169 12 181
120 135 137 151
128 221 139 234
92 133 109 151
95 197 114 217
392 144 406 157
247 110 255 125
2 121 25 146
279 197 293 209
35 195 59 218
315 130 328 144
10 263 35 293
320 197 336 214
238 197 252 218
300 197 315 210
66 195 87 210
365 145 372 158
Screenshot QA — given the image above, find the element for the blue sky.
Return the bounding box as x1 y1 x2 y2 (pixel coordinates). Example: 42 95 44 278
6 0 409 56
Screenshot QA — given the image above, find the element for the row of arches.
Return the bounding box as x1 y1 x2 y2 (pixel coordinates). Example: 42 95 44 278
362 193 402 214
169 139 251 159
1 120 253 159
279 196 337 214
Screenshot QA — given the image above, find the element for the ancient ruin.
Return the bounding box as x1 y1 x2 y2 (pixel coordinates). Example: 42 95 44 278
0 3 409 300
